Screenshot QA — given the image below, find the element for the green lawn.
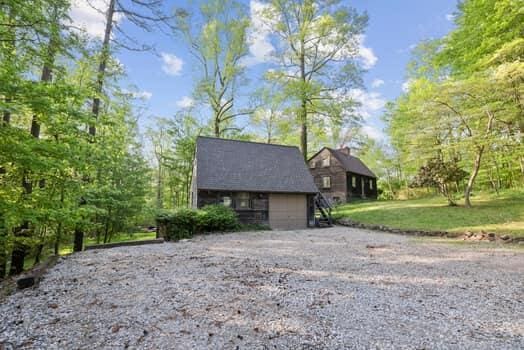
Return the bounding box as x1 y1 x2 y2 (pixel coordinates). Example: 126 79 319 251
22 231 157 270
333 190 524 238
84 231 157 247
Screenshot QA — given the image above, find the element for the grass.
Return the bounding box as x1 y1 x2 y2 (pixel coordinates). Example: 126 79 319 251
84 231 157 246
21 231 157 270
333 189 524 238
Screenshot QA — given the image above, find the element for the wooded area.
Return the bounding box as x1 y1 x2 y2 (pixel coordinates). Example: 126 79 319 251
1 0 523 279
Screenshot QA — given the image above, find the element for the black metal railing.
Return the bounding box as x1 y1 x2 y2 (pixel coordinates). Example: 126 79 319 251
314 192 332 227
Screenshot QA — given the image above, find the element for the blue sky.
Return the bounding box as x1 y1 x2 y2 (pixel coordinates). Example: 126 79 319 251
71 0 458 140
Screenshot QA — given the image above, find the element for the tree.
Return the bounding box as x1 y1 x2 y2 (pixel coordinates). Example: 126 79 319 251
175 0 250 137
411 157 468 206
386 0 523 206
259 0 367 158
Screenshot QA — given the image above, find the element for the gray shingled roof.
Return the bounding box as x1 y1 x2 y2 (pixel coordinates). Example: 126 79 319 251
329 148 377 178
195 137 319 193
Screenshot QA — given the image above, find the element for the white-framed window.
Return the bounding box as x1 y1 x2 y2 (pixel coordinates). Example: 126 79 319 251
352 176 356 187
322 176 331 189
322 157 330 167
309 161 316 169
236 192 250 209
222 196 232 207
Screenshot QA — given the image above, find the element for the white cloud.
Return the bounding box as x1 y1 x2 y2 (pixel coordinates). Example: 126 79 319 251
357 35 378 69
69 0 123 39
122 89 152 100
445 14 455 22
349 89 386 119
134 90 152 100
362 125 384 140
243 0 276 66
161 53 184 76
402 79 413 93
371 79 384 88
176 96 194 108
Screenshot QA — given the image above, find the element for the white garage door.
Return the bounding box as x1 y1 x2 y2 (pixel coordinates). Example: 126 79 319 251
269 194 307 230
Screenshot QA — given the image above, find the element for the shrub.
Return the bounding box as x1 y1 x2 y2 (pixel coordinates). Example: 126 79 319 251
156 208 198 241
197 205 240 233
156 205 240 240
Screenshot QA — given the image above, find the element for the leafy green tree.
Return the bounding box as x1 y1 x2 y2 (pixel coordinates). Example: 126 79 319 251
175 0 250 137
259 0 367 158
411 157 468 206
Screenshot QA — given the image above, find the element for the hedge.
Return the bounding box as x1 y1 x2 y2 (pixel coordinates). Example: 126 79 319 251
156 205 240 241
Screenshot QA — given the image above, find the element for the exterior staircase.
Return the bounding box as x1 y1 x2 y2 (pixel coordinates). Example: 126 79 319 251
314 192 333 227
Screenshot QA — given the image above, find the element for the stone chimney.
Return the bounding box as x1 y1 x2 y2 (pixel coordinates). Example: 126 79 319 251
338 146 350 156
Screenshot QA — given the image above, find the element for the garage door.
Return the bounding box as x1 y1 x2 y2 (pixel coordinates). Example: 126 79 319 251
269 194 307 230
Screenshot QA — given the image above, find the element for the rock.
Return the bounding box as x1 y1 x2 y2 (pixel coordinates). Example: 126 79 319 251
500 235 510 240
464 231 474 238
487 232 496 238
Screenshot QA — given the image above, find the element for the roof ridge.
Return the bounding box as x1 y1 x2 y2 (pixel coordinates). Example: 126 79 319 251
197 136 299 149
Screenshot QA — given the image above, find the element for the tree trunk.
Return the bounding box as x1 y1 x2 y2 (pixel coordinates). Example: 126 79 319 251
299 47 308 160
2 98 10 124
73 228 83 252
214 117 220 137
464 147 484 208
464 111 495 208
90 0 116 137
0 216 7 281
10 30 58 274
156 162 163 209
74 0 117 251
33 243 44 266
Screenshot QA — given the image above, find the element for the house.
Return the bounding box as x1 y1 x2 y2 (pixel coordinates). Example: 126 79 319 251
191 136 324 230
308 146 377 203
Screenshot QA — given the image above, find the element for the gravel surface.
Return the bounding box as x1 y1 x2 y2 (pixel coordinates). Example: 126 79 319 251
1 227 523 349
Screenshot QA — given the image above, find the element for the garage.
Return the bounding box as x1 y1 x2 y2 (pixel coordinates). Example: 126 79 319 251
269 193 308 230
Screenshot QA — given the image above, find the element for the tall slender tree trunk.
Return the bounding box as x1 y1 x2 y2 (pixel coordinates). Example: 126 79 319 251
464 146 484 208
9 28 58 275
299 47 308 160
2 98 10 124
0 216 7 281
156 161 163 209
74 0 116 252
464 111 495 208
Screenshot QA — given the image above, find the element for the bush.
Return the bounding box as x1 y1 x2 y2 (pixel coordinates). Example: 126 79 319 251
156 205 240 241
156 208 198 241
197 205 239 233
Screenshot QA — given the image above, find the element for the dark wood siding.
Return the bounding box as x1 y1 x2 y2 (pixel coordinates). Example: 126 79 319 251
308 148 347 203
197 190 269 225
347 172 377 200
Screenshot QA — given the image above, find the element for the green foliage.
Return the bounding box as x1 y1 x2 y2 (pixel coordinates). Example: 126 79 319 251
385 0 524 206
259 0 368 156
156 205 240 241
198 205 240 233
411 157 468 205
175 0 249 137
333 190 524 238
156 208 199 241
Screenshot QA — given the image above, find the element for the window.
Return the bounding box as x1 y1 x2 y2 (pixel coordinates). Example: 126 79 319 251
370 180 373 190
352 176 356 187
322 176 331 189
236 192 250 209
309 161 316 169
322 157 330 167
222 196 232 207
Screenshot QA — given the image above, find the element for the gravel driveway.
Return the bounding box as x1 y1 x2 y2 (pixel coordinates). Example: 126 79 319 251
1 227 523 349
